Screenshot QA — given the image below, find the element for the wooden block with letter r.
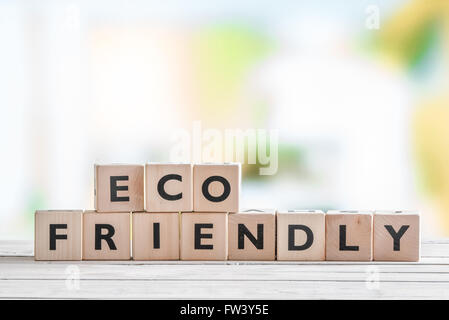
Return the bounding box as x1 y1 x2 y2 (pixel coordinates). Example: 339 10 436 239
132 212 180 260
94 164 144 212
145 163 193 212
193 163 240 212
34 210 83 261
374 210 420 261
228 209 276 261
180 212 228 260
277 210 325 261
83 211 131 260
325 210 373 261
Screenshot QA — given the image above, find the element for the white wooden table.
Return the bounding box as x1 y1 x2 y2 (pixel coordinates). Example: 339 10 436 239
1 240 448 299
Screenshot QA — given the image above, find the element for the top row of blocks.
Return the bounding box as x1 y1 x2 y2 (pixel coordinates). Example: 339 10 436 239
95 163 241 213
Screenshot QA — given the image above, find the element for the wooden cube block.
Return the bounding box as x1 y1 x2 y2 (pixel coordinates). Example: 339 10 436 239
145 163 193 212
277 210 325 261
180 212 228 260
374 210 420 261
83 211 131 260
95 164 144 212
193 163 240 212
326 210 373 261
34 210 83 261
228 209 275 261
132 212 180 260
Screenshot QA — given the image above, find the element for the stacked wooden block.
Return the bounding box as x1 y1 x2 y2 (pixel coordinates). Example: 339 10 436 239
34 163 420 261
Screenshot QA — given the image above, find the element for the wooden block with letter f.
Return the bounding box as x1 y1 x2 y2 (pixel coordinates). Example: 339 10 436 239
95 164 144 212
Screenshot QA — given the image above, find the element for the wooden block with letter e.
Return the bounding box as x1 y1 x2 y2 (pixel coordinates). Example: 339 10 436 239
132 212 180 260
374 210 420 261
146 163 193 212
34 210 83 261
95 164 144 212
180 212 228 260
83 211 131 260
228 209 275 261
325 210 373 261
193 163 240 212
277 210 325 261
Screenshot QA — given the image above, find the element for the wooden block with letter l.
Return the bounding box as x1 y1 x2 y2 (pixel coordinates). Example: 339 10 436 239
325 210 373 261
374 210 420 261
228 209 275 261
94 164 144 212
193 163 240 213
83 211 131 260
276 210 325 261
132 212 180 260
180 212 228 260
34 210 83 261
145 163 193 212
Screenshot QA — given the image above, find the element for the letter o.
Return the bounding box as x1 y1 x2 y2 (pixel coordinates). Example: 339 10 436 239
201 176 231 202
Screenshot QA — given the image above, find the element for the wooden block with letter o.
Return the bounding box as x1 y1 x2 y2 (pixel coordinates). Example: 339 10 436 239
193 163 240 212
34 210 83 261
277 210 325 261
132 212 180 260
83 211 131 260
180 212 228 260
374 210 420 261
325 210 373 261
95 164 144 212
145 163 193 212
228 209 275 261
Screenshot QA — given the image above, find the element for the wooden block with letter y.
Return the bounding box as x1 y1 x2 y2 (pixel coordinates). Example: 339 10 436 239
228 209 276 261
325 210 373 261
374 210 420 261
95 164 144 212
34 210 83 261
83 211 131 260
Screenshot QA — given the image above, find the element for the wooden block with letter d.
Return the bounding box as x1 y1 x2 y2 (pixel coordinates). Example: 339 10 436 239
193 163 240 212
34 210 83 261
83 211 131 260
228 209 275 261
145 163 193 212
180 212 228 260
325 210 373 261
277 210 325 261
132 212 180 260
94 164 144 212
374 210 420 261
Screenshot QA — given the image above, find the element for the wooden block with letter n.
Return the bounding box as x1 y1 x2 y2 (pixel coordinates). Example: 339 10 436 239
326 210 373 261
145 163 193 212
193 163 240 212
277 210 325 261
95 164 144 212
180 212 228 260
83 211 131 260
34 210 83 261
132 212 180 260
228 209 275 261
374 210 420 261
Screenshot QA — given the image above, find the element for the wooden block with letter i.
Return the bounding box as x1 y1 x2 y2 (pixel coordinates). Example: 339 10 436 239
95 164 144 212
277 210 325 261
326 210 373 261
132 212 180 260
228 209 275 261
374 210 420 261
180 212 228 260
145 163 193 212
193 163 240 212
83 211 131 260
34 210 83 261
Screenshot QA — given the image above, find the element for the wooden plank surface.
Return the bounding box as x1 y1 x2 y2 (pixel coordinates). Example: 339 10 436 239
1 240 448 299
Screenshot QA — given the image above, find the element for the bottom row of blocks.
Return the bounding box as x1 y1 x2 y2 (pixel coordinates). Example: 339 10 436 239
34 210 420 261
